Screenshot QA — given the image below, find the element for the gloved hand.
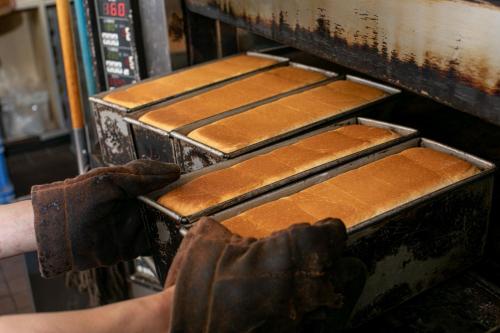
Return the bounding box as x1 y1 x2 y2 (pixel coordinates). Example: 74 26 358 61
31 160 180 278
165 217 366 333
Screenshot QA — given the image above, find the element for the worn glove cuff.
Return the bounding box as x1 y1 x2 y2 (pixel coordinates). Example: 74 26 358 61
31 182 72 278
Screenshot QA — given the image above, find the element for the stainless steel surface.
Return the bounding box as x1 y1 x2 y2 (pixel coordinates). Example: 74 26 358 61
74 127 89 173
172 75 401 172
140 117 418 224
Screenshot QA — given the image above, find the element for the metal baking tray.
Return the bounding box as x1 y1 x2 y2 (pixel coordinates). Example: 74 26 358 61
89 52 289 165
210 137 496 324
124 62 339 164
140 118 418 224
139 137 495 320
171 75 401 173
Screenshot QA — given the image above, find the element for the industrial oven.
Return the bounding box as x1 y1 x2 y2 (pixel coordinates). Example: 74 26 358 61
89 1 500 332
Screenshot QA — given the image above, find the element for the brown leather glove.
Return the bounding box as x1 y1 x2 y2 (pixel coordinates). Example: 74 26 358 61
31 160 180 278
166 217 366 333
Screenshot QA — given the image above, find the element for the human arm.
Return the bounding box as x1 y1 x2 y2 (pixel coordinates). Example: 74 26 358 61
0 286 174 333
0 200 36 259
0 160 180 274
0 216 365 333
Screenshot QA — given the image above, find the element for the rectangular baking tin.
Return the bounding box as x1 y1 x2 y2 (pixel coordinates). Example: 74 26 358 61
140 118 418 225
89 52 289 165
211 137 496 325
171 75 401 172
124 62 339 164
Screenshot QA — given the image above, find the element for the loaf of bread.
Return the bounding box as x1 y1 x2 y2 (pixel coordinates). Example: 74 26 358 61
139 66 327 132
188 80 388 153
157 124 400 216
102 55 278 109
222 147 480 238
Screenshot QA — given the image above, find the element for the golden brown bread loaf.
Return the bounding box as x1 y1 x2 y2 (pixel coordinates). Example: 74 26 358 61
188 80 388 153
157 124 400 216
222 147 480 238
138 66 327 132
102 55 278 109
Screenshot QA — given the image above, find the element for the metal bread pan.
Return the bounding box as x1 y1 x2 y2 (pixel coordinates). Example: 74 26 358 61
171 75 401 172
140 118 418 225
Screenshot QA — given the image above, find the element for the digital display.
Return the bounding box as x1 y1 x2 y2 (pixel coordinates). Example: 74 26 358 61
102 21 117 32
105 49 121 61
96 0 140 89
102 1 127 17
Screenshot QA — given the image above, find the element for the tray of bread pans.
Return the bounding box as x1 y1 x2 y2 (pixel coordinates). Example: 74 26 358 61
169 74 401 173
140 137 495 325
140 118 417 224
123 62 339 164
138 117 417 282
89 52 288 165
210 137 495 326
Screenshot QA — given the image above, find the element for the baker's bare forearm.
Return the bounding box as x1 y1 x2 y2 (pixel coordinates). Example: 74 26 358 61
0 200 36 259
0 287 173 333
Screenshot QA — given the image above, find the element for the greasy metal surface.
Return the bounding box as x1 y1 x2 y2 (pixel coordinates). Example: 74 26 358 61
140 204 183 284
186 0 500 125
131 124 176 163
174 138 224 173
348 178 493 323
173 75 400 173
211 138 495 323
142 118 418 224
353 270 500 332
370 94 500 264
91 101 137 165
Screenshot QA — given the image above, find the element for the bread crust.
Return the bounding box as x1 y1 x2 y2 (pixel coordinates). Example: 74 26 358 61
222 147 480 238
188 80 388 153
103 55 278 108
158 124 400 216
139 66 326 131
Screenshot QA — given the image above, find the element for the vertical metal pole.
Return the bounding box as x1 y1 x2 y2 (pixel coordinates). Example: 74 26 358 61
138 0 173 77
74 0 97 96
56 0 89 174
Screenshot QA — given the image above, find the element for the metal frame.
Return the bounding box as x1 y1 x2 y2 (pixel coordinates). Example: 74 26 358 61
185 0 500 126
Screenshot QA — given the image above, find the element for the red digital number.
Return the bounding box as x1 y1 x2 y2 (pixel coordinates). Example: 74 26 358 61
118 3 126 17
103 1 126 17
109 3 117 16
